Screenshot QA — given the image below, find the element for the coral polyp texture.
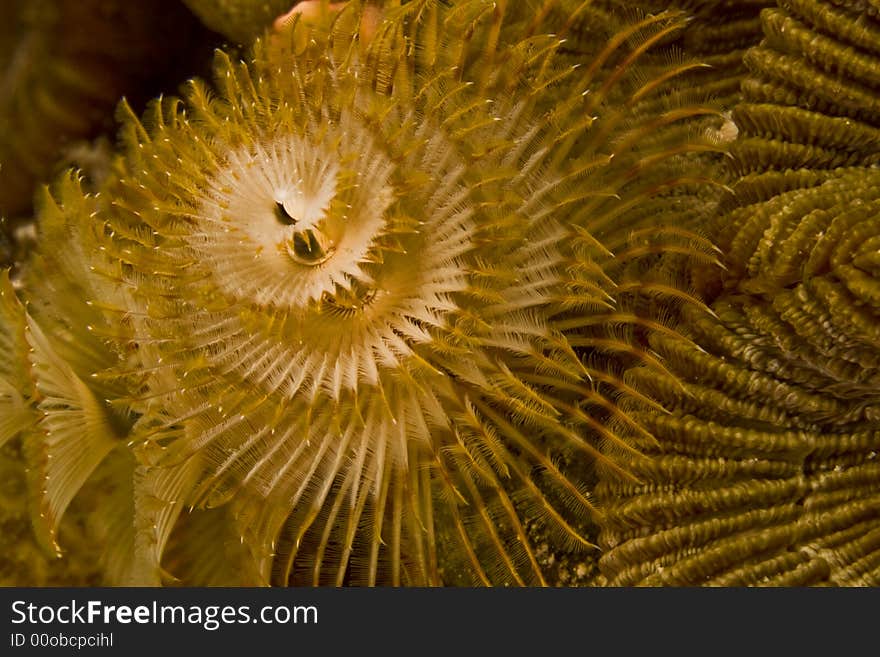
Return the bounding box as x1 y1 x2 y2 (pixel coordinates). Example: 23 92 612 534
0 0 728 585
594 0 880 585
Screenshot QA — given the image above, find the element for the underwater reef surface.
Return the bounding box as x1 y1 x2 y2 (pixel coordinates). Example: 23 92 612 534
596 0 880 585
0 0 878 587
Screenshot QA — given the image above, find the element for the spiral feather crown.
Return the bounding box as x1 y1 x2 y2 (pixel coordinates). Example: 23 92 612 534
1 0 724 585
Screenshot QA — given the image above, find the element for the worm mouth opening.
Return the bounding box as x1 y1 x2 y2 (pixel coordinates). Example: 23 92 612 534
286 226 335 265
275 200 337 266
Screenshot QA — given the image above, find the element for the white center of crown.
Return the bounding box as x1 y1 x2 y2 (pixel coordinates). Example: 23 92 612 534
275 160 339 231
195 130 394 309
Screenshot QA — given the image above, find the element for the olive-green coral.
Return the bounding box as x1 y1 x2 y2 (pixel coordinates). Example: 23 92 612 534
594 0 880 586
